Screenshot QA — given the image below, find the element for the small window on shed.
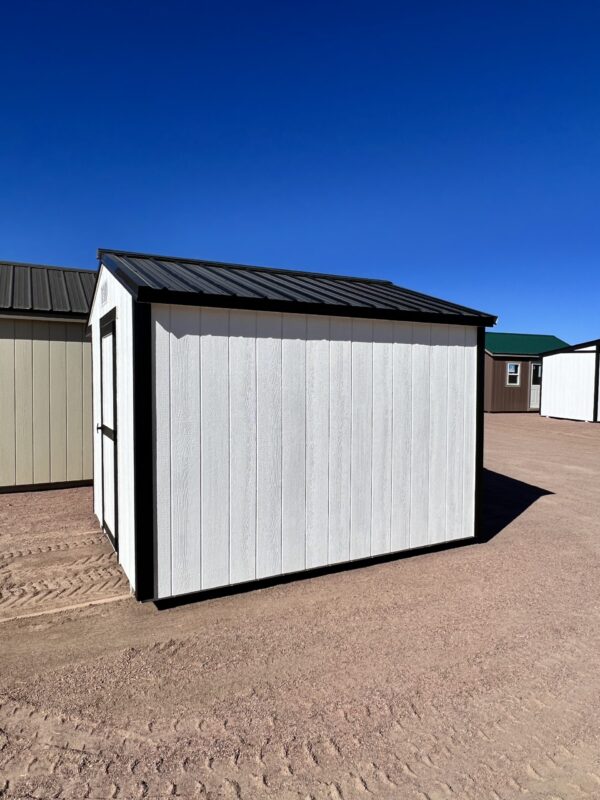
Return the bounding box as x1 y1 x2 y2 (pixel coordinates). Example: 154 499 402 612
506 362 521 386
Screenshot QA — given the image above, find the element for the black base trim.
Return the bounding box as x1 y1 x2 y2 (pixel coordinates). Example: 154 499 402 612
154 535 477 610
474 326 485 542
0 479 93 495
542 415 599 424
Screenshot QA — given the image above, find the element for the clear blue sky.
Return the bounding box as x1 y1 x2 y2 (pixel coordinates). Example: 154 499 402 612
1 2 599 343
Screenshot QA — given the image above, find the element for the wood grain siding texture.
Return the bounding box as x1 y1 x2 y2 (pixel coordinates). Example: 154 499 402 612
484 356 536 412
89 266 136 589
0 318 92 489
152 306 478 599
541 350 596 422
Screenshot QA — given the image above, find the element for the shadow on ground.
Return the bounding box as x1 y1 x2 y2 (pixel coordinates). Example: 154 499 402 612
481 468 553 543
155 469 553 610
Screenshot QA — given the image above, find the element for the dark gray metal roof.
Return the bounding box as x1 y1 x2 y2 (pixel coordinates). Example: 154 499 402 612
99 249 496 326
0 261 97 319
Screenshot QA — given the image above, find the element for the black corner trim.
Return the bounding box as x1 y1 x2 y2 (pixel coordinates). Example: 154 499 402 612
594 345 600 424
474 326 485 541
132 301 155 601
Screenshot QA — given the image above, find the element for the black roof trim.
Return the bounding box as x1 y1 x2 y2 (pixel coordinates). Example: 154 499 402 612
98 249 497 327
542 338 600 357
0 261 97 317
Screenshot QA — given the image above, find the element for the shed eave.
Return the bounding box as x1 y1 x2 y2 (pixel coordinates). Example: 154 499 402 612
0 309 88 322
136 286 496 326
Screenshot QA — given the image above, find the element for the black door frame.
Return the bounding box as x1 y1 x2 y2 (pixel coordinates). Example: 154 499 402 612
99 309 118 552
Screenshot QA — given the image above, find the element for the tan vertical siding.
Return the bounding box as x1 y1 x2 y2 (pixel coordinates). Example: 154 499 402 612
82 341 93 478
49 323 67 482
14 320 34 485
0 318 92 489
32 321 51 483
0 319 16 485
66 324 84 480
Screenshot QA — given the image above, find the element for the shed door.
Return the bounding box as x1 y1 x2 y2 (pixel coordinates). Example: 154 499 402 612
529 362 542 410
100 314 118 551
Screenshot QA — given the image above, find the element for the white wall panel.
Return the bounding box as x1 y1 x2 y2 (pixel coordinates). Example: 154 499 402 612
169 306 201 596
89 266 136 590
371 320 393 556
350 318 373 560
306 316 330 569
229 311 257 585
410 324 431 548
152 306 480 599
541 349 596 422
200 309 230 589
256 313 283 579
281 315 306 574
328 318 352 564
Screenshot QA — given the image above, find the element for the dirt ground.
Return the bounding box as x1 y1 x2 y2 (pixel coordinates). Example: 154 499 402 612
1 414 600 799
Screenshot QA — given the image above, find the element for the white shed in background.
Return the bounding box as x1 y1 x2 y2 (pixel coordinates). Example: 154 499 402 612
541 339 600 423
88 249 496 602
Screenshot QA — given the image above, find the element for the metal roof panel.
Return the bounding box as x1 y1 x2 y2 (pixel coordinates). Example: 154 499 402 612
0 261 96 318
98 249 497 326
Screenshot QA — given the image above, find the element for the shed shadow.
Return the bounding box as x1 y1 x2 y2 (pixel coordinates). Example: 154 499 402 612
153 469 553 611
481 468 553 543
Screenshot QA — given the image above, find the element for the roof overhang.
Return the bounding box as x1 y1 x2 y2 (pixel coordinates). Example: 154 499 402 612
99 251 498 328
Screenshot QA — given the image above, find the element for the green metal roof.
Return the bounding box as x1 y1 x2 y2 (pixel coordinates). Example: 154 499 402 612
485 332 569 356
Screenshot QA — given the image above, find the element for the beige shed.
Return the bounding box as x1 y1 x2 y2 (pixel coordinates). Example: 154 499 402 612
0 261 97 491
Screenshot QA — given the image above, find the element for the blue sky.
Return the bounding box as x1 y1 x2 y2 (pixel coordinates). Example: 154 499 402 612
1 1 599 342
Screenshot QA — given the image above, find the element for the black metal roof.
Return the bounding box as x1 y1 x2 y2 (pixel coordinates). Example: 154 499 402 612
99 249 496 326
0 260 97 319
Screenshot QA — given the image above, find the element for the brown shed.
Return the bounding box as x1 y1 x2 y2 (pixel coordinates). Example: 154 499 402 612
484 333 569 413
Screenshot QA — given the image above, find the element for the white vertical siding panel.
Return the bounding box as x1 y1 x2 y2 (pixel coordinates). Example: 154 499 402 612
89 266 138 591
428 325 449 544
328 318 352 564
391 322 413 552
371 320 393 556
445 326 466 541
201 309 230 589
169 306 201 596
256 313 283 579
541 352 595 421
91 321 102 520
146 305 479 599
306 316 330 569
153 305 172 598
229 311 257 584
410 324 431 548
350 318 373 560
281 315 306 574
462 327 478 539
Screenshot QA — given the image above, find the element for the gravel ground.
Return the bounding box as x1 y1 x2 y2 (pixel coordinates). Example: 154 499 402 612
1 413 599 799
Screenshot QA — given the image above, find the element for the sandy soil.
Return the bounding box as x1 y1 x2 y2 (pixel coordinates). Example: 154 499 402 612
1 414 599 799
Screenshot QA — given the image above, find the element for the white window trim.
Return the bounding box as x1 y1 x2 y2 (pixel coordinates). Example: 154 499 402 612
506 361 521 387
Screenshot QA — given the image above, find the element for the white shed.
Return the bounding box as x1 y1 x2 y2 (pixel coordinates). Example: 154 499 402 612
88 249 496 602
541 339 600 423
